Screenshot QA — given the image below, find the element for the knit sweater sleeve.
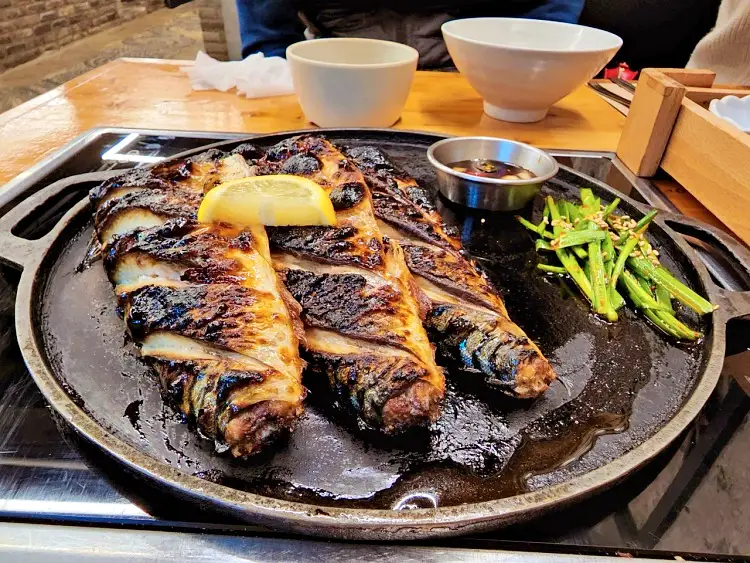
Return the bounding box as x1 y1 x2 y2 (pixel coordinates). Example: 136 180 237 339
686 0 750 85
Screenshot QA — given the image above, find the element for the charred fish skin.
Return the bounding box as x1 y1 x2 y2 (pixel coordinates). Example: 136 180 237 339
105 219 259 287
124 283 284 354
150 358 299 457
249 135 445 432
267 225 383 270
90 149 306 457
281 267 420 353
304 351 441 434
428 304 553 398
90 144 263 208
344 145 461 251
399 241 505 314
346 145 557 399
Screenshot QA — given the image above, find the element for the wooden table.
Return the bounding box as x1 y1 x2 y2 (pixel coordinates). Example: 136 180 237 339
0 58 731 235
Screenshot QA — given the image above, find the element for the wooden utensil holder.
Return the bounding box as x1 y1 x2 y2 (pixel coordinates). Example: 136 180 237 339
616 68 750 245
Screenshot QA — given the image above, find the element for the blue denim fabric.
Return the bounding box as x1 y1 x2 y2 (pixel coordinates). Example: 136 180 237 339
237 0 585 59
238 0 304 58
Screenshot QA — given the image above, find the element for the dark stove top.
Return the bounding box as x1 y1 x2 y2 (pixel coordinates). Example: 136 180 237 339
0 128 748 560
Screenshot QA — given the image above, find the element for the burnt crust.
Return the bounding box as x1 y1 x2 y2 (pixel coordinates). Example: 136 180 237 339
105 219 254 285
91 167 187 206
400 242 504 313
125 283 272 354
345 146 461 250
220 399 302 457
268 225 383 270
264 134 335 164
90 150 224 205
94 189 201 237
229 143 263 161
281 268 411 351
259 135 361 184
329 182 366 211
345 146 443 216
370 192 456 250
91 145 257 207
278 153 322 176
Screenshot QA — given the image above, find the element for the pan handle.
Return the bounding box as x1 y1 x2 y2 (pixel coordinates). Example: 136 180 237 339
0 172 118 271
660 212 750 320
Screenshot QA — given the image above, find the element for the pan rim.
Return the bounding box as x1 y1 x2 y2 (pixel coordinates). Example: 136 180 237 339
14 128 728 538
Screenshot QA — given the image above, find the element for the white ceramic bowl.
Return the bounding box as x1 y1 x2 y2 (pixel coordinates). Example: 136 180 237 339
709 95 750 133
286 38 418 128
442 18 623 123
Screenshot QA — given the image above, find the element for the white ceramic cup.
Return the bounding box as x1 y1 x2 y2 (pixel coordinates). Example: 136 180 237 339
286 38 419 128
442 18 622 123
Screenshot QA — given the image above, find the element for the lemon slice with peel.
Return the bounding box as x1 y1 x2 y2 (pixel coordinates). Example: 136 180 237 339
198 175 337 227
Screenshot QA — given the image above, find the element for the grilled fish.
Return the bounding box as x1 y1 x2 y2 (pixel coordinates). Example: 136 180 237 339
90 146 306 457
246 136 445 432
346 146 556 398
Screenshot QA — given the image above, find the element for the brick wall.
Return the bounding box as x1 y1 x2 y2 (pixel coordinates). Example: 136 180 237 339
0 0 166 73
196 0 228 60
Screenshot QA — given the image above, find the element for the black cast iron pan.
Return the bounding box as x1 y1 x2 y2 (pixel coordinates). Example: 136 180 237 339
1 129 749 540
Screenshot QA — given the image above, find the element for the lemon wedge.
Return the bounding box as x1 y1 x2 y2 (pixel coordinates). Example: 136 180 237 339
198 175 337 227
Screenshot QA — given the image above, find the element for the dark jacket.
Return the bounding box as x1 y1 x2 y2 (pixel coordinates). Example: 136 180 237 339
237 0 585 69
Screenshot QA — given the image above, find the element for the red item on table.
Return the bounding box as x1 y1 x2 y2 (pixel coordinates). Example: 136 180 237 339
604 63 639 81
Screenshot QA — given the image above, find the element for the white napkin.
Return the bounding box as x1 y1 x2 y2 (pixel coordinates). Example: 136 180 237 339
183 51 294 98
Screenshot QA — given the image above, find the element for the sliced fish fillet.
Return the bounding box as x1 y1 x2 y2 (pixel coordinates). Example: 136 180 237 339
246 135 446 432
346 145 556 398
90 145 305 457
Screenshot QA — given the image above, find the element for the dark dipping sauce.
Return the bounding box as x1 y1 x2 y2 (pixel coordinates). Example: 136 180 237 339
449 159 536 180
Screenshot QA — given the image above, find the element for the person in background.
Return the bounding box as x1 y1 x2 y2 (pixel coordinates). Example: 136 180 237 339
578 0 721 72
687 0 750 85
237 0 586 69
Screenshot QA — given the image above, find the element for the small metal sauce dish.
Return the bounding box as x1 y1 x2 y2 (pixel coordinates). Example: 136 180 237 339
427 137 559 211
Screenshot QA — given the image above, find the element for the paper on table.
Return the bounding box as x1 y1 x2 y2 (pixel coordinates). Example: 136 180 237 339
183 51 294 98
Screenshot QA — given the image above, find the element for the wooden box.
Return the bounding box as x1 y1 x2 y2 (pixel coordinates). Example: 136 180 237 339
616 69 750 245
